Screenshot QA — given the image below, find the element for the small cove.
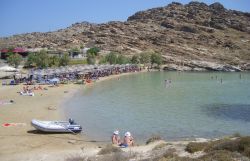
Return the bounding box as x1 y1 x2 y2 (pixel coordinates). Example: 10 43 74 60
63 71 250 143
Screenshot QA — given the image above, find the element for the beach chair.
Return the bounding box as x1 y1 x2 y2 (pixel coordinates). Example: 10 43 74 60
2 80 7 86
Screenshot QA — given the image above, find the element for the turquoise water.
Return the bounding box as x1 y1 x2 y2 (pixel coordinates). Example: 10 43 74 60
63 72 250 143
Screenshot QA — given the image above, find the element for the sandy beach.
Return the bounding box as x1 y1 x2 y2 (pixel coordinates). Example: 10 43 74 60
1 71 168 161
0 82 101 160
1 71 247 161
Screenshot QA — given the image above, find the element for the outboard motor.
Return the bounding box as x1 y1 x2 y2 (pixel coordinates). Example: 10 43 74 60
69 118 74 125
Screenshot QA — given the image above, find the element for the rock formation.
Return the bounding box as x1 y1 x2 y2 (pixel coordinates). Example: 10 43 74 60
0 2 250 71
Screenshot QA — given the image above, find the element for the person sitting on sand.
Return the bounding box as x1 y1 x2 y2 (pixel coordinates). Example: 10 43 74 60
112 130 121 145
38 85 43 90
23 86 27 93
120 132 134 147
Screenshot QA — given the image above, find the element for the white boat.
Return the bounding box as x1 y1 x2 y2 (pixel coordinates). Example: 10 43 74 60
31 119 82 133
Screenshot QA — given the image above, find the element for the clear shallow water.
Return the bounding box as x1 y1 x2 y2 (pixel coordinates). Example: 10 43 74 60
63 72 250 143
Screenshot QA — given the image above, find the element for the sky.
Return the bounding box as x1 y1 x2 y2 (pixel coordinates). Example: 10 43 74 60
0 0 249 37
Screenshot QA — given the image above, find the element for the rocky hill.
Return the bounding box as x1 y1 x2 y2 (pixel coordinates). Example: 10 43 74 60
1 2 250 71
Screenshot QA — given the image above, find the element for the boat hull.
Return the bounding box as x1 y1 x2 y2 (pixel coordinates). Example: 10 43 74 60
31 119 82 133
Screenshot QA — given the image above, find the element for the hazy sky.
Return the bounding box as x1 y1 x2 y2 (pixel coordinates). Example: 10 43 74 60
0 0 249 37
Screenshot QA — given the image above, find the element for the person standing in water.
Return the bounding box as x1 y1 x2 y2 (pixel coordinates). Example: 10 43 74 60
165 79 172 88
165 79 168 88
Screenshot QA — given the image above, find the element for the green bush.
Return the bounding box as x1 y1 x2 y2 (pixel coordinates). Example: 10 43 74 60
130 55 140 64
86 52 96 64
69 59 87 65
59 53 70 66
25 53 37 67
7 53 22 68
150 52 163 67
139 51 150 66
105 52 118 64
87 47 100 56
117 55 130 64
49 55 60 67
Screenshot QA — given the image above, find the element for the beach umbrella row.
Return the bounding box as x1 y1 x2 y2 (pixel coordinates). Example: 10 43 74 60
29 64 138 76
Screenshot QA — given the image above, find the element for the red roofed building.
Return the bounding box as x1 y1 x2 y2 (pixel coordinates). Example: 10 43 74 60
0 48 28 59
0 49 8 53
13 47 27 53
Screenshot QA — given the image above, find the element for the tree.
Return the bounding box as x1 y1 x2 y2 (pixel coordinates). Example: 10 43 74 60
7 53 22 68
117 55 130 64
36 50 50 68
25 53 37 67
139 51 151 66
86 52 96 64
80 44 85 49
98 55 107 64
59 53 70 66
105 52 117 64
131 55 140 64
87 47 100 56
49 55 60 67
6 51 14 57
150 52 163 68
70 47 80 53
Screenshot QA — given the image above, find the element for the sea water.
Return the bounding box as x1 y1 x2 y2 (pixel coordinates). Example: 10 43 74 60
63 72 250 143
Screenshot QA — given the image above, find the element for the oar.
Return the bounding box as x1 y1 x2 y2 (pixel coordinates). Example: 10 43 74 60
67 128 77 135
61 125 78 135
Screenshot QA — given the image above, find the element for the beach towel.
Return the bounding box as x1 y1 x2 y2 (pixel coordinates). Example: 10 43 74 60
2 123 26 127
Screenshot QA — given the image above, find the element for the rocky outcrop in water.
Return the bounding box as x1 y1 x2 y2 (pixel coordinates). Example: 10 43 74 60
0 2 250 71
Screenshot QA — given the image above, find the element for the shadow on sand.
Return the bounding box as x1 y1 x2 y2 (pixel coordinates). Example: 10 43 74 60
27 130 74 135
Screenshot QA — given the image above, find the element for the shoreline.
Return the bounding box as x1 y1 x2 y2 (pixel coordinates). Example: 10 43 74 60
0 70 150 160
0 70 248 160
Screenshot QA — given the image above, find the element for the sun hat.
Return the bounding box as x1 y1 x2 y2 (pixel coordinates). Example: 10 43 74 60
125 132 131 137
113 130 119 135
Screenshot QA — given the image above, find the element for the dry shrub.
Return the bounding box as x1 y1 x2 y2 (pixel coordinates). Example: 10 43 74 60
243 147 250 158
205 136 250 158
65 156 86 161
159 152 192 161
232 132 241 137
153 143 167 151
97 152 128 161
185 142 209 153
199 150 237 161
98 144 122 155
146 135 162 145
208 139 241 152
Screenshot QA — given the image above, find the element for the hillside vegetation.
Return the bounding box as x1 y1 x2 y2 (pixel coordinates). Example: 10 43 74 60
1 2 250 71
